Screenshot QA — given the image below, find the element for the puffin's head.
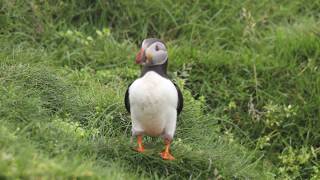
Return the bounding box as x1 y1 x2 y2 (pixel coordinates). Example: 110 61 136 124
135 38 168 66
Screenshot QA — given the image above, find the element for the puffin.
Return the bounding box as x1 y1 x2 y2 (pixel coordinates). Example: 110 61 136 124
124 38 183 160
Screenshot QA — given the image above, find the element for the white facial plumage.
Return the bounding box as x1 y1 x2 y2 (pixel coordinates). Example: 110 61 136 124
142 40 168 66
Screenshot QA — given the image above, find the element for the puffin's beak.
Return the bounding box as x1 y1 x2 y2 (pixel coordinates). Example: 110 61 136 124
135 48 145 64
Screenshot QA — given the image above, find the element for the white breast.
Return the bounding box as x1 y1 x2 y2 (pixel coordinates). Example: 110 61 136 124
129 71 178 137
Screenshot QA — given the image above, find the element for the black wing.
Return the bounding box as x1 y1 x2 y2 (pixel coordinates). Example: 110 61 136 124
124 84 131 113
173 83 183 115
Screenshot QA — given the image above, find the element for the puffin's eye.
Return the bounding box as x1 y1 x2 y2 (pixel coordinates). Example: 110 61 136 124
155 45 159 51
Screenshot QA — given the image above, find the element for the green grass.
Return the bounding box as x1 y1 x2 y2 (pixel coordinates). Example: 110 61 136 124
1 0 319 179
0 63 272 179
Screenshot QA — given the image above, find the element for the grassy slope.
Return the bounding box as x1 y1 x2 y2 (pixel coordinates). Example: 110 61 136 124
0 54 272 179
1 0 319 179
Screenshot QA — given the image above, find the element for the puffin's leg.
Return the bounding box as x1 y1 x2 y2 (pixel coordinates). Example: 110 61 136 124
135 135 145 152
160 138 175 160
160 111 177 160
131 117 145 152
160 109 177 160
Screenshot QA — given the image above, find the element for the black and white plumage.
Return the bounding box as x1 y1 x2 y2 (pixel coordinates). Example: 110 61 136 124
124 38 183 160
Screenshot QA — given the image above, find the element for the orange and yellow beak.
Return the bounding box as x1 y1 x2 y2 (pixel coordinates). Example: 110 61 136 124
135 48 152 64
135 48 145 64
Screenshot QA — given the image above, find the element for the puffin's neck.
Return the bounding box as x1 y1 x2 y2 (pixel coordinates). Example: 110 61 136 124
140 61 168 78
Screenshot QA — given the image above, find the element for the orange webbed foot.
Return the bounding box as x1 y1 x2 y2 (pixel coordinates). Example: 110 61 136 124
160 138 175 160
135 146 145 153
160 151 175 160
134 135 145 153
